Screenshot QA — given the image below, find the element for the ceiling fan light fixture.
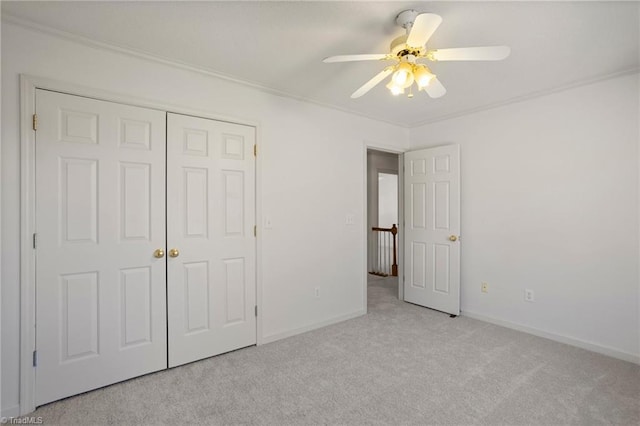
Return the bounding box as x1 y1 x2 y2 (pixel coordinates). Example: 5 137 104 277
386 80 404 96
413 65 435 89
392 62 414 87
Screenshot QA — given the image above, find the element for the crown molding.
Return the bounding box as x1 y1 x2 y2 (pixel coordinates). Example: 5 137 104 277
409 67 640 127
2 13 411 128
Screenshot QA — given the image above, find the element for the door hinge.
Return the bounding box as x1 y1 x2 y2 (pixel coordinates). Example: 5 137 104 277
254 306 258 317
253 144 257 157
33 233 37 249
32 350 38 367
254 225 256 237
32 114 38 131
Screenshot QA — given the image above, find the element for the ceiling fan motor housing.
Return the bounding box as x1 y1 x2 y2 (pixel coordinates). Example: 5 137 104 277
390 35 422 59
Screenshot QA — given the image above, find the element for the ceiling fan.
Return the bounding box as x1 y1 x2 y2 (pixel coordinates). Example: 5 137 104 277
323 10 510 99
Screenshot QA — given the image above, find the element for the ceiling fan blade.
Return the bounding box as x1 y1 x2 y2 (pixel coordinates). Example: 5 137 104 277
406 13 442 48
429 46 511 61
351 68 393 99
323 54 388 63
424 78 446 98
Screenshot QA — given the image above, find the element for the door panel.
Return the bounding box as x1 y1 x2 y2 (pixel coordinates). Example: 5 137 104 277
35 90 167 405
120 162 152 240
167 113 256 368
404 145 460 315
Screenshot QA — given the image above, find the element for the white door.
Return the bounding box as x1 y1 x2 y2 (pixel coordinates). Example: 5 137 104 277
403 145 461 315
35 90 167 405
166 113 256 367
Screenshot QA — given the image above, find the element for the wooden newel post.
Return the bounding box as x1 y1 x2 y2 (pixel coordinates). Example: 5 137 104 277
391 224 398 276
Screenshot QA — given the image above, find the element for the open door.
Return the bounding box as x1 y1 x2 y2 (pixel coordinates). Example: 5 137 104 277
403 145 460 315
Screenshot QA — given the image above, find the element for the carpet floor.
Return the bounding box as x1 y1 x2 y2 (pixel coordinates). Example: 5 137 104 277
27 275 639 425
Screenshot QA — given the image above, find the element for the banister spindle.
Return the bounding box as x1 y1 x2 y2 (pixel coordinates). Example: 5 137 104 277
391 224 398 277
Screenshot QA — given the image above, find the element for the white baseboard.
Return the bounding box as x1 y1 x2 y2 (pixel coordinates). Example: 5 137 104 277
261 309 366 344
462 310 640 365
1 405 21 418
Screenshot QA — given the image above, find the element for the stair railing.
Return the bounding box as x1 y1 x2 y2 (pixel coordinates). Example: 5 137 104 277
369 224 398 277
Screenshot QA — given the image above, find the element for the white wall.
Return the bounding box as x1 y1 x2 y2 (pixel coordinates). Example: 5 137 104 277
0 21 409 414
410 73 640 361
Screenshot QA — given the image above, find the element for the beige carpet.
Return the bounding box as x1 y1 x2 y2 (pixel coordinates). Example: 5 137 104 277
25 275 639 425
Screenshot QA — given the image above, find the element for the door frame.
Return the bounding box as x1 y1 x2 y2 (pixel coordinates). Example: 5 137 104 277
362 141 407 309
18 74 262 415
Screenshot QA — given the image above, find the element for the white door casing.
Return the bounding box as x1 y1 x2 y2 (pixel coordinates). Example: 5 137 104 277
166 113 256 367
35 90 167 405
403 145 461 315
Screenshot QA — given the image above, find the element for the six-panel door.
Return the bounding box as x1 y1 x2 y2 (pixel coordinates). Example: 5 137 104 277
166 113 256 368
403 145 461 315
34 91 257 405
35 90 168 405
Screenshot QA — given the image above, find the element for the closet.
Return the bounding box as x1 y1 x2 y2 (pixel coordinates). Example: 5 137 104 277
34 89 256 405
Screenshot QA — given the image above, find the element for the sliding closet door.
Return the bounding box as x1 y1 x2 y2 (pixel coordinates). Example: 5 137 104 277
166 113 256 367
35 90 167 405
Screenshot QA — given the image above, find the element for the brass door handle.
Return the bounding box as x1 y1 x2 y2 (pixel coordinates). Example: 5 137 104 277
153 249 165 258
169 248 180 258
449 235 458 242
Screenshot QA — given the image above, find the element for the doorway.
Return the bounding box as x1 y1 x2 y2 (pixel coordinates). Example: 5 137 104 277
365 144 461 315
366 149 400 300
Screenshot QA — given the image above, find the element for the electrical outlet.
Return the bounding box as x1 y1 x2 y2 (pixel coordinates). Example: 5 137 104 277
314 287 320 299
525 289 535 302
481 282 488 293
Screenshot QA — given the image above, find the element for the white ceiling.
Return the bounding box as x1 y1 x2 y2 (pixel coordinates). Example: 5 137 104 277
3 1 639 127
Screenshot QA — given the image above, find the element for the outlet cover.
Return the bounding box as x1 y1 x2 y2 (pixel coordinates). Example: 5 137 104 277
481 282 488 293
525 289 535 302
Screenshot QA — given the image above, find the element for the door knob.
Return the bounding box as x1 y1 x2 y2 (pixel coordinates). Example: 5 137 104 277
169 248 180 258
153 249 165 258
449 235 458 242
